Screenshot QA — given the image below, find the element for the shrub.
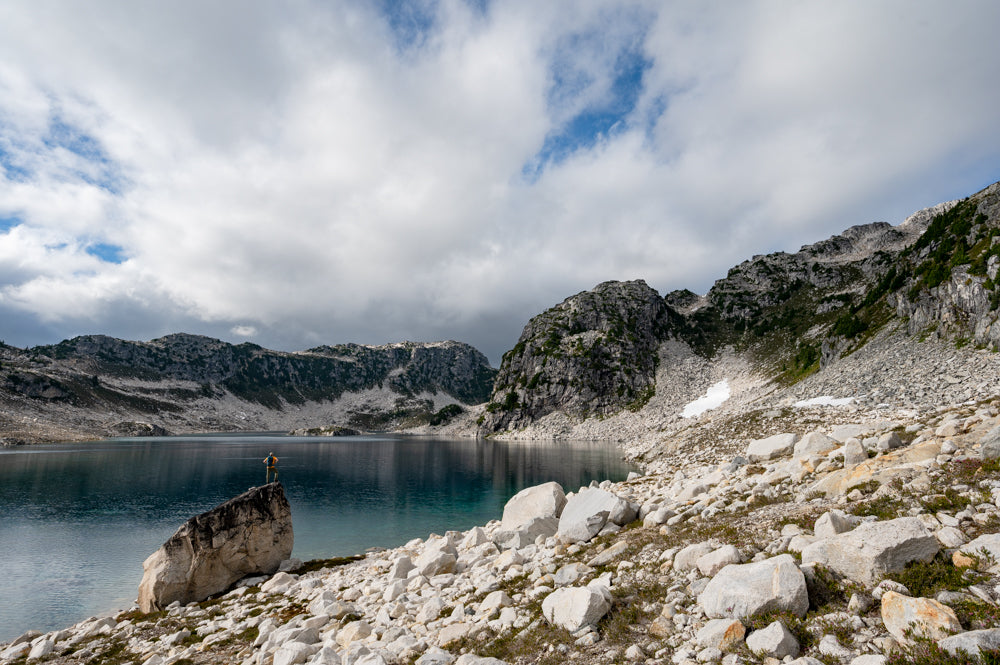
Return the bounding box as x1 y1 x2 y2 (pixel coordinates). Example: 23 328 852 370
429 403 464 426
887 552 986 598
886 636 1000 664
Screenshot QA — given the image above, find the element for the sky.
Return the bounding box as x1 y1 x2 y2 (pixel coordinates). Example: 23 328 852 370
1 1 999 366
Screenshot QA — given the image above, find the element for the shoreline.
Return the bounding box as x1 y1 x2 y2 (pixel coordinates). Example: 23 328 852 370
6 398 1000 663
0 434 636 648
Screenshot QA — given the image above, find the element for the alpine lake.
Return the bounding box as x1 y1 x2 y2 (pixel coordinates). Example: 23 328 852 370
0 433 636 642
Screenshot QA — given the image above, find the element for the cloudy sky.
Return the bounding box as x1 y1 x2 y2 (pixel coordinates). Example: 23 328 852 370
1 1 998 365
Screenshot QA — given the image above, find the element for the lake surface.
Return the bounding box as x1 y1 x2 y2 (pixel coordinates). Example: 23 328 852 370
0 433 635 642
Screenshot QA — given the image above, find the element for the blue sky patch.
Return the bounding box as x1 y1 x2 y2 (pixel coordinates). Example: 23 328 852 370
0 214 21 233
44 115 126 195
524 18 652 180
0 141 31 182
376 0 489 53
85 242 126 264
376 0 438 51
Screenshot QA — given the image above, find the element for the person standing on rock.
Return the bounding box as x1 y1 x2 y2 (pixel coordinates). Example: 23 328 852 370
263 452 278 483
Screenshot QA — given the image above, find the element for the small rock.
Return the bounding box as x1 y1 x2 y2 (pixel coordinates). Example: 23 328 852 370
843 439 867 467
695 618 745 652
624 644 645 660
746 620 799 658
847 592 873 614
818 634 855 660
675 542 715 571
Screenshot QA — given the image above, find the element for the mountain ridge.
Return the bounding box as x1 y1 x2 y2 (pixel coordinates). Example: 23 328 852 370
0 336 497 444
477 179 1000 448
5 179 1000 448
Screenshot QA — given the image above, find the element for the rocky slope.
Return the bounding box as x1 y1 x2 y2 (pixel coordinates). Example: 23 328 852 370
0 336 496 444
478 181 1000 442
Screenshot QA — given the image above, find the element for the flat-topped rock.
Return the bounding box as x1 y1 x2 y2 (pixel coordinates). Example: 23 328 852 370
698 554 808 620
747 433 799 462
801 517 938 587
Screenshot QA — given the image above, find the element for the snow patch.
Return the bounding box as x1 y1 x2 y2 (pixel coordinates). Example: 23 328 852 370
793 396 855 408
681 380 730 418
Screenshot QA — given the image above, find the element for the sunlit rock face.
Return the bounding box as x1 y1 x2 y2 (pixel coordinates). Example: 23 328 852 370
138 482 293 612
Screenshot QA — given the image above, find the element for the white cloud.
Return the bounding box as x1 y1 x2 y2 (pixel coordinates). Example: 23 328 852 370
231 325 258 338
0 1 998 364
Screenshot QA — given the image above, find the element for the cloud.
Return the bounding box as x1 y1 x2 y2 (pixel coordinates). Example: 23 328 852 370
0 1 998 365
230 325 258 338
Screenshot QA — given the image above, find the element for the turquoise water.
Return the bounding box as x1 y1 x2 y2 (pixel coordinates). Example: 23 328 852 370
0 434 635 642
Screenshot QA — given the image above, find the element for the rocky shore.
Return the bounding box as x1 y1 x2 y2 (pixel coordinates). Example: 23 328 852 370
7 395 1000 664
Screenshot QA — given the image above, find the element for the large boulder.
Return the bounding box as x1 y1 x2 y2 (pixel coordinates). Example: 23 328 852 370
541 586 611 632
747 433 799 463
801 517 938 587
557 488 636 543
880 591 961 644
938 628 1000 658
980 426 1000 460
494 482 566 548
793 432 839 459
138 482 293 612
698 554 809 620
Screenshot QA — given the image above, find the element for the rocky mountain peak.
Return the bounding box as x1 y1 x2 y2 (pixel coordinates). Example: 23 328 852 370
479 279 678 433
483 179 1000 436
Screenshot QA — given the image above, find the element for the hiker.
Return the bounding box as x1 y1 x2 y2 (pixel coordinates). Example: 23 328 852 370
263 451 278 483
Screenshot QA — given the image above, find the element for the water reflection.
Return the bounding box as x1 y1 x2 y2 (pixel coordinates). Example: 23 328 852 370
0 434 634 641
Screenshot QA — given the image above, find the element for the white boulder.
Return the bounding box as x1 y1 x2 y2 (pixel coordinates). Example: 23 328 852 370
938 628 1000 659
541 586 611 632
137 483 293 612
747 433 800 462
697 545 742 577
746 620 799 659
794 432 839 459
557 488 636 543
801 517 939 586
494 482 566 548
698 554 809 620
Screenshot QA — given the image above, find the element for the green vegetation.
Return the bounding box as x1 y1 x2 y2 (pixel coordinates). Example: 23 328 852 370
831 313 868 339
886 637 1000 665
887 552 987 598
429 403 464 426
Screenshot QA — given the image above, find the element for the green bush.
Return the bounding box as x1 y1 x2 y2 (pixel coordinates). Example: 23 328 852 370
887 552 985 597
832 313 868 338
429 403 464 426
